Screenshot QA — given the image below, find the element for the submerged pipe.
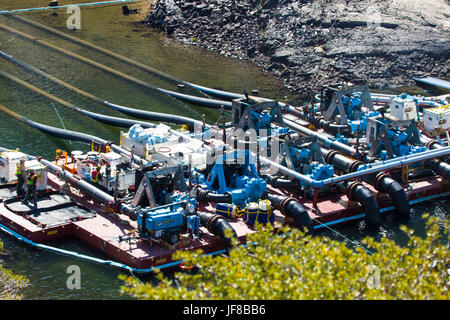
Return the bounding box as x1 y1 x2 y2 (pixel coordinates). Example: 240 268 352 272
0 104 146 165
0 30 353 152
262 193 313 234
8 14 446 121
196 211 237 253
0 70 154 129
7 13 185 85
0 23 203 118
0 51 206 130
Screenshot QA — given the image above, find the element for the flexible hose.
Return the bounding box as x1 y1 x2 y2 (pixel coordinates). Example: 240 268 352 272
426 159 450 181
265 175 300 189
262 193 313 234
337 181 381 226
0 104 146 165
324 149 410 219
374 175 410 220
196 188 232 203
196 211 237 253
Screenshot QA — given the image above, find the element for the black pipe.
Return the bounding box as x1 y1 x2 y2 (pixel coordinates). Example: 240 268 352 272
265 175 300 189
106 101 208 130
183 83 353 135
154 84 363 159
262 193 313 234
337 181 381 226
78 108 155 129
0 105 146 165
374 174 410 220
0 52 207 130
426 159 450 181
196 211 237 253
196 188 232 203
324 149 410 220
39 158 137 219
32 120 146 165
157 88 233 111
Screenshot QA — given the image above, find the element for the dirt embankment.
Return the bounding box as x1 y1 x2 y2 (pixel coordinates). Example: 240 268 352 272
143 0 450 95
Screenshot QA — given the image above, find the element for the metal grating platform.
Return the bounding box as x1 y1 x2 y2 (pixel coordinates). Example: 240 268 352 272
4 193 96 227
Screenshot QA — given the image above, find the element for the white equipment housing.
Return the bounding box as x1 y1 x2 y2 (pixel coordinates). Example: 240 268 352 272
75 151 137 192
423 105 450 131
389 96 418 121
24 159 48 191
0 151 28 183
120 124 178 159
150 138 209 168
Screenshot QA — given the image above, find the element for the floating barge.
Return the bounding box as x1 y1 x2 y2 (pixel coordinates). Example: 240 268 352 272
0 15 449 272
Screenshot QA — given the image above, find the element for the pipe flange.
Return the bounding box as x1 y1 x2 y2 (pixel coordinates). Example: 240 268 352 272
197 189 210 201
349 160 364 173
113 200 123 213
374 172 389 190
280 197 296 215
346 181 362 201
206 214 222 233
324 150 339 164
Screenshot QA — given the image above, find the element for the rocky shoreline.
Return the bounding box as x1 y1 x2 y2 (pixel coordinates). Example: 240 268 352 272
143 0 450 95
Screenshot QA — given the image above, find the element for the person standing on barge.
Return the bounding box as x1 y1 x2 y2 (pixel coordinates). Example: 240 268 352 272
23 169 38 209
15 159 26 198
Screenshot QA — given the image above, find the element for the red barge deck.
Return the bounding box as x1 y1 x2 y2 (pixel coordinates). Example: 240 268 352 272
1 169 448 271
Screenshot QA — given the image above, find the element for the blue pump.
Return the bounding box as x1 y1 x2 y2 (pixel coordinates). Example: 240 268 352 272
202 150 267 206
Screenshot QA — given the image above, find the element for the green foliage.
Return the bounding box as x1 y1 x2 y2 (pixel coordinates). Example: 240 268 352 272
120 215 449 300
0 240 29 300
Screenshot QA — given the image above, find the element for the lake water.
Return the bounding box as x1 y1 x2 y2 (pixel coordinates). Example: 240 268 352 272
0 0 448 299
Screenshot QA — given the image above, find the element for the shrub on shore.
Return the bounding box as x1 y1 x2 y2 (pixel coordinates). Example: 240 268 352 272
121 214 449 300
0 241 29 300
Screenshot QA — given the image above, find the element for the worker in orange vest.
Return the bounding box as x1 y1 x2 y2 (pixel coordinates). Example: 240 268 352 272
15 160 26 198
